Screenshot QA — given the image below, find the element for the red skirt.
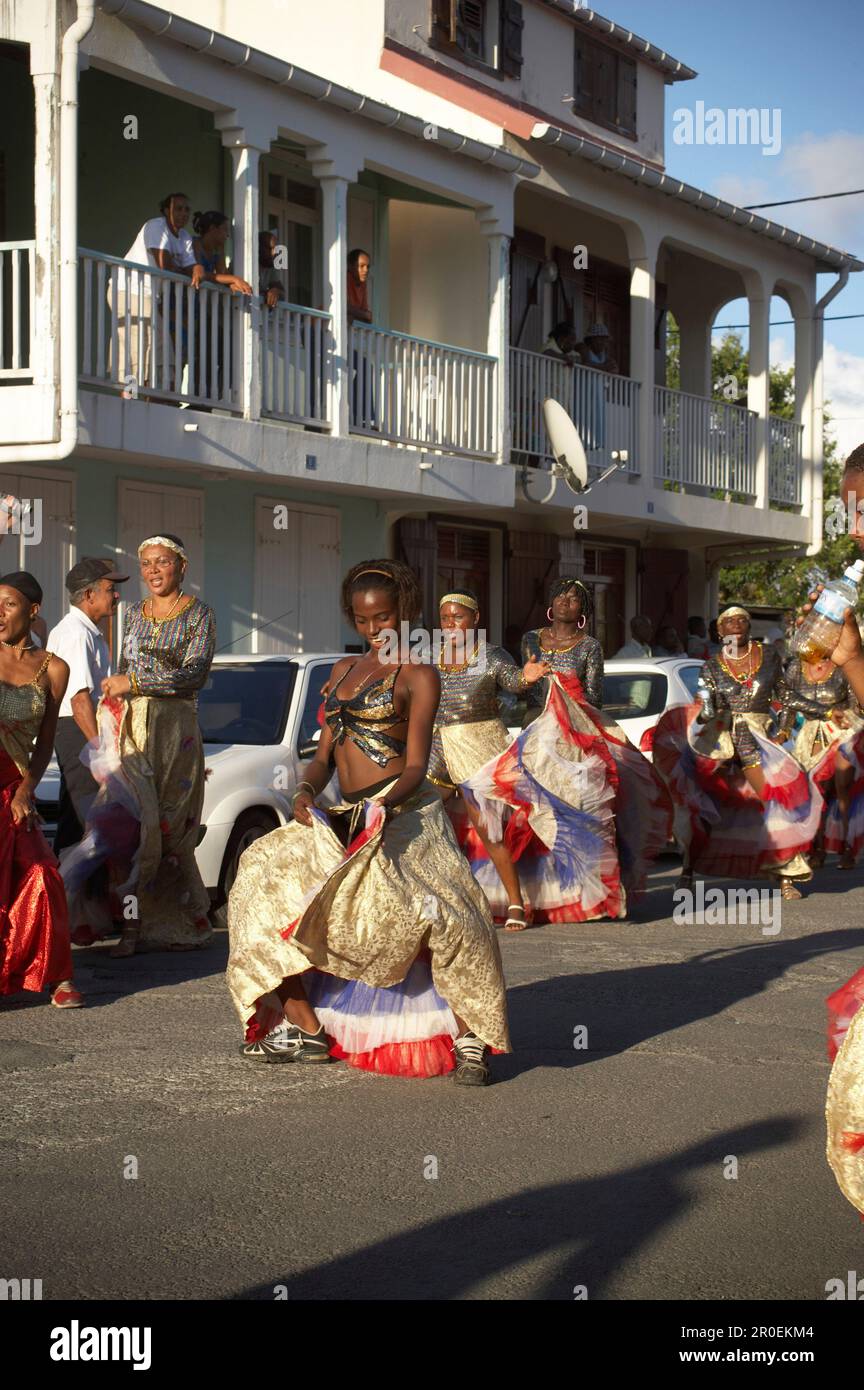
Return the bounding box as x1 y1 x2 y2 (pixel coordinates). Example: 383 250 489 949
0 748 72 995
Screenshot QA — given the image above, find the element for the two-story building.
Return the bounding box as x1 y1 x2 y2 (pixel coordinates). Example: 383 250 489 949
1 0 860 655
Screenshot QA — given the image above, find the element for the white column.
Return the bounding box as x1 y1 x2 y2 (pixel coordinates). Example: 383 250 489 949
226 140 264 421
747 281 771 511
31 71 60 398
318 174 350 438
677 310 712 398
478 221 510 465
628 231 659 495
795 308 816 530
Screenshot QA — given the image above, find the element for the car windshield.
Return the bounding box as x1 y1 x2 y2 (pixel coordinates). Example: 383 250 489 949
198 662 297 745
602 671 668 719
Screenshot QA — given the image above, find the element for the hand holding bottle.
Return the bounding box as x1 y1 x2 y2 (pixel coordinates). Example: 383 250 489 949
796 585 862 669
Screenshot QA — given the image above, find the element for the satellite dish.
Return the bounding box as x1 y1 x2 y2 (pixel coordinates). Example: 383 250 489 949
543 398 588 493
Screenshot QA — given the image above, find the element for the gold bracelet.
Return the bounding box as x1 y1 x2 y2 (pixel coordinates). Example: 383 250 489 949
292 781 316 801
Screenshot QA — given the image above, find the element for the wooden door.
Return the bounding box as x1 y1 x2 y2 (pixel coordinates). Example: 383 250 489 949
253 498 340 654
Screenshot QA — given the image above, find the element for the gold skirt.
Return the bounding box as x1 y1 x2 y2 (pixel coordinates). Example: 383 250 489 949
827 1004 864 1217
794 712 863 773
438 718 512 787
120 696 212 948
226 782 510 1052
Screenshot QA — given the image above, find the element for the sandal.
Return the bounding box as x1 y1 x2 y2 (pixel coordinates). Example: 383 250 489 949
775 878 803 901
503 903 528 932
51 981 84 1009
837 847 856 870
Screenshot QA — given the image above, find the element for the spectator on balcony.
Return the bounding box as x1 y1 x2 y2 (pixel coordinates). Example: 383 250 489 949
542 322 579 364
190 212 252 402
575 322 619 376
687 616 711 660
348 249 375 426
614 615 654 659
114 193 204 396
655 625 685 656
259 231 286 309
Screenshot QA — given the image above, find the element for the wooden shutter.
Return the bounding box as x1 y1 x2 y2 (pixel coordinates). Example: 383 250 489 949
431 0 456 45
396 517 437 628
573 36 595 118
618 56 637 134
500 0 524 78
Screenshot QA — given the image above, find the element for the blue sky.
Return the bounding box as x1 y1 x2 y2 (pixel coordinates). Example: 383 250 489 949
604 0 864 454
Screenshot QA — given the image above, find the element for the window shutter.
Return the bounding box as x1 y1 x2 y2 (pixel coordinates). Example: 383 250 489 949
431 0 457 45
574 36 594 114
618 57 637 134
500 0 524 78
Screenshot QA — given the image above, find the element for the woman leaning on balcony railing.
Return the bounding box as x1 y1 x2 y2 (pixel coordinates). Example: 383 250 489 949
190 211 252 403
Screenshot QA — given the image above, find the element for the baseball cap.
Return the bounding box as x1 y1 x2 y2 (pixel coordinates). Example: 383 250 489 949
65 557 129 592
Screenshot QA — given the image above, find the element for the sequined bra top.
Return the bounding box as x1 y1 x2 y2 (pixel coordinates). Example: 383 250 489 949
324 663 407 768
0 654 52 772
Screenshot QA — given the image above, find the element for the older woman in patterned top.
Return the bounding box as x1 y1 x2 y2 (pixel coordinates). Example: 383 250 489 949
100 534 216 955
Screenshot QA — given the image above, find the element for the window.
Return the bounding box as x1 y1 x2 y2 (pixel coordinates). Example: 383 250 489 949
430 0 523 78
602 672 668 720
573 33 637 137
198 663 298 746
297 662 337 758
678 665 705 700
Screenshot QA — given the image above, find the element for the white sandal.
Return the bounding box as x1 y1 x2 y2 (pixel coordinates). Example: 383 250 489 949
504 902 528 932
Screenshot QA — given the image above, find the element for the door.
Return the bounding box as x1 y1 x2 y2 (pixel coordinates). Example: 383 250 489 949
264 165 320 308
116 480 205 656
435 525 491 627
0 467 75 635
583 544 626 657
253 499 340 654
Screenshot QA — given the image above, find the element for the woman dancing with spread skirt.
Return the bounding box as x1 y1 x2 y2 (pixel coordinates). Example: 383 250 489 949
428 591 551 931
457 579 671 923
0 571 81 1008
782 653 864 870
226 560 510 1084
652 605 828 901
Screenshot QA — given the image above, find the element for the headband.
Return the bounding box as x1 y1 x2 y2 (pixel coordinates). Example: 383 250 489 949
354 568 393 582
439 592 479 613
718 606 750 623
137 535 188 563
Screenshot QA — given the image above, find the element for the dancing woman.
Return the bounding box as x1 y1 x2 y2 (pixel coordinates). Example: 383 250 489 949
0 572 81 1008
782 653 863 870
653 605 828 900
462 579 670 923
226 560 510 1084
73 534 216 956
428 591 550 931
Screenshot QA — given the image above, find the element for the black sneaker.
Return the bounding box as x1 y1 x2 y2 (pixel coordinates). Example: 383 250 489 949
239 1022 332 1064
453 1032 490 1086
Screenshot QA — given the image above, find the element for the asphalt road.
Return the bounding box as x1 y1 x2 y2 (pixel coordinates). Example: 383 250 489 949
2 856 863 1302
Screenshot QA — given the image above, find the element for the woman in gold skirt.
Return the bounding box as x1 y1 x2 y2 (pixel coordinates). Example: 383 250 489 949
227 560 510 1085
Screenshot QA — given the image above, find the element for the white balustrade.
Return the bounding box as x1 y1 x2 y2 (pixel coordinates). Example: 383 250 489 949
261 302 331 426
0 241 35 379
654 386 756 496
768 416 803 505
510 347 640 474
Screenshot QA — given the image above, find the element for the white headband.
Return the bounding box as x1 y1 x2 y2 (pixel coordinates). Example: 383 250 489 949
138 535 188 563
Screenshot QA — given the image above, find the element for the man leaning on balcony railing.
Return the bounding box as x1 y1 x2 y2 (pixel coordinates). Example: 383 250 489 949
110 192 204 398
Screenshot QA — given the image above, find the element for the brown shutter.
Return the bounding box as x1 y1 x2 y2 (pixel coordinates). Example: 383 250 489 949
431 0 456 45
396 517 438 628
500 0 524 78
574 36 594 116
618 56 637 134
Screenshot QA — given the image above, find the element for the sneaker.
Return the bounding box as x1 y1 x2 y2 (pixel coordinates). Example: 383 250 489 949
239 1021 332 1064
453 1032 490 1086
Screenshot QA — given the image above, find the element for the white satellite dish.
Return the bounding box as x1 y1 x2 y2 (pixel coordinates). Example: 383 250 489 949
541 397 621 495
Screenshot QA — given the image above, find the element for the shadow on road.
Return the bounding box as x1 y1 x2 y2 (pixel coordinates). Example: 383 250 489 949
232 1118 803 1301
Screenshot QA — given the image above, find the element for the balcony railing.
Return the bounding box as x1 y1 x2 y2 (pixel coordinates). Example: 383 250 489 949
261 301 331 427
654 387 757 496
0 241 34 380
769 416 803 506
79 250 244 411
510 347 640 475
350 324 496 457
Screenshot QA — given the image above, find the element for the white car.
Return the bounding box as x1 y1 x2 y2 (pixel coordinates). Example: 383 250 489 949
36 652 342 903
505 655 704 757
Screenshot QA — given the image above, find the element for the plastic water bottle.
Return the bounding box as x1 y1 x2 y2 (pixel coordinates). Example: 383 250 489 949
792 558 864 661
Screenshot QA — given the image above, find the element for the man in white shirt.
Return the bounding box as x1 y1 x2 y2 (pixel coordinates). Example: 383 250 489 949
113 192 203 394
614 615 654 659
47 559 128 858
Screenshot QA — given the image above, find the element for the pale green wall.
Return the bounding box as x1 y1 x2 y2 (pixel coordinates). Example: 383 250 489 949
59 456 386 651
78 69 225 258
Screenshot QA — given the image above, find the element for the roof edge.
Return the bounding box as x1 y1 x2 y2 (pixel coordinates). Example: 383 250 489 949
537 1 698 82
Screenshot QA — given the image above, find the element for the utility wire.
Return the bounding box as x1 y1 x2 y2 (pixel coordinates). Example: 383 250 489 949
743 189 864 210
713 313 864 329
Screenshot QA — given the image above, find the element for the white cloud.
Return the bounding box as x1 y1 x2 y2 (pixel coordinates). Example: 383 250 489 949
824 340 864 461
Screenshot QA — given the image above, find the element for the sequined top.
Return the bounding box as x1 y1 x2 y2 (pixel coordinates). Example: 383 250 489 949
119 597 216 700
698 645 826 725
324 664 407 768
0 653 52 773
435 645 527 729
522 629 603 709
782 658 856 716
